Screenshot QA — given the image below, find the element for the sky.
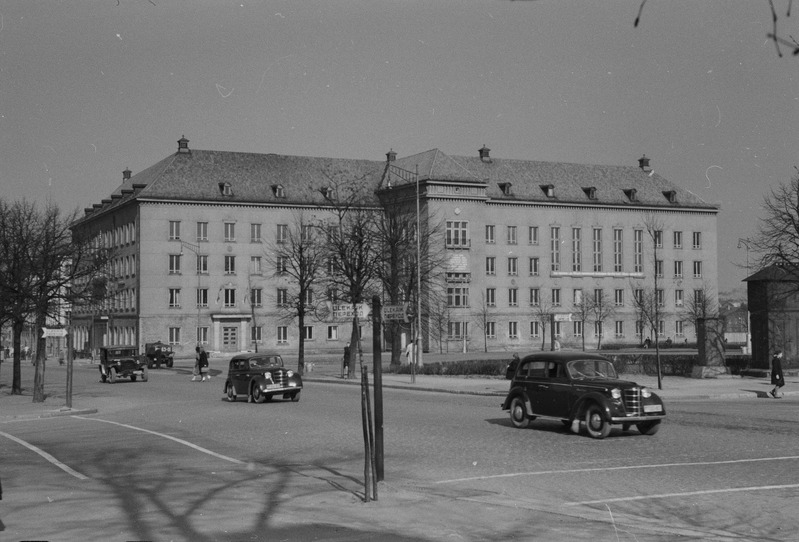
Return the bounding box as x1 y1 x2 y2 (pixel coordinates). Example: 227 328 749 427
2 0 797 296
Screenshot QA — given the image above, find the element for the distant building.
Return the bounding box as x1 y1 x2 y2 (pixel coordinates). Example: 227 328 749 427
744 264 799 367
70 137 718 357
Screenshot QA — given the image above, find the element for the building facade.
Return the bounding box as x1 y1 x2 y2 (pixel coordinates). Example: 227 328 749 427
70 137 718 358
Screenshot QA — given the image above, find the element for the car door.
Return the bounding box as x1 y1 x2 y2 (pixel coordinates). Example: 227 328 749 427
534 361 572 418
521 361 549 415
231 359 249 394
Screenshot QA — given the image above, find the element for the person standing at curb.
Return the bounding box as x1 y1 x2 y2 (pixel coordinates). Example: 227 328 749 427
192 346 201 381
770 350 785 398
199 347 210 382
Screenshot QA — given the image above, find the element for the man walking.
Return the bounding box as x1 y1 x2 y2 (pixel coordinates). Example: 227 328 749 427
770 350 785 398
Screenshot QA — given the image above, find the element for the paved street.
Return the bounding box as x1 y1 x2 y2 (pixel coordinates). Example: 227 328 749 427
1 358 798 541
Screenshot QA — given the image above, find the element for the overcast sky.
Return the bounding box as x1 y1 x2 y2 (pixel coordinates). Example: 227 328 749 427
2 1 797 295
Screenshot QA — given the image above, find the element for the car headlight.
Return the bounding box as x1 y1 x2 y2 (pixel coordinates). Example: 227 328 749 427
286 370 294 377
641 387 652 398
264 372 272 380
611 388 622 400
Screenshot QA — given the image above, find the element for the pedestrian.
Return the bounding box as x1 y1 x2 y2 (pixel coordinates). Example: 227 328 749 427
191 346 201 381
770 350 785 398
199 347 210 382
405 341 414 366
553 338 561 351
342 343 350 379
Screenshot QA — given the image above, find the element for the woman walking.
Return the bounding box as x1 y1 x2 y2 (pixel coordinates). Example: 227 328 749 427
770 350 785 398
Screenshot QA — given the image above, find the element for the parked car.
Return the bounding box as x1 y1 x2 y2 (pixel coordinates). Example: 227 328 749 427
99 346 148 383
501 352 665 439
143 341 174 368
224 353 302 403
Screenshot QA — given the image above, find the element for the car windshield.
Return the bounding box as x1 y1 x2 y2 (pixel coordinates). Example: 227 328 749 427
567 359 617 380
249 356 283 369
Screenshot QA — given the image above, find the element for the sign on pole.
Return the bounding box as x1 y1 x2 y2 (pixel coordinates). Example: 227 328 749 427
332 303 371 319
41 327 68 338
553 313 573 322
382 304 408 321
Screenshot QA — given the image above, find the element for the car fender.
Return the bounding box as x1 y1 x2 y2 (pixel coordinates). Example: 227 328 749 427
502 388 533 415
571 392 613 421
250 375 269 391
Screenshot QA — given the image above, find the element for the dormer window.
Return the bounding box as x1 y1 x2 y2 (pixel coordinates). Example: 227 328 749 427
663 190 677 203
272 184 285 198
219 182 233 197
624 188 638 202
320 186 333 199
499 182 512 196
540 184 555 198
583 187 597 200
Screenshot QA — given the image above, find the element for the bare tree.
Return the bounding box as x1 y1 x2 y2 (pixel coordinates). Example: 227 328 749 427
572 290 591 351
531 300 554 351
472 291 494 353
683 283 718 333
587 289 615 350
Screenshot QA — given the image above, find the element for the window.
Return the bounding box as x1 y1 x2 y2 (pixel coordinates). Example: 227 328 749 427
508 288 518 307
301 225 313 243
224 222 236 242
448 321 468 339
674 260 683 278
634 288 644 305
197 288 208 308
592 228 602 272
530 321 541 338
615 321 624 338
636 320 645 338
327 287 338 304
552 288 561 306
573 288 583 306
302 289 313 305
220 182 233 196
529 226 539 245
327 326 338 340
447 287 469 307
251 223 262 243
250 256 262 275
486 257 496 276
656 289 664 306
169 254 181 274
692 231 702 249
277 288 289 306
277 224 288 244
169 288 181 308
694 289 704 305
550 226 561 271
613 229 623 272
224 255 236 275
675 289 684 307
594 321 604 338
485 225 495 244
634 229 643 273
197 254 208 274
675 320 685 337
673 231 683 249
273 184 285 198
655 259 663 278
693 261 703 278
197 326 209 345
250 325 262 344
529 257 539 276
508 321 518 339
573 320 583 337
653 230 663 248
530 288 540 306
302 326 313 340
224 288 236 308
507 226 517 245
446 221 469 248
277 326 288 344
276 256 289 274
197 221 208 242
169 220 181 240
658 320 665 337
486 288 496 307
168 327 180 346
486 321 496 339
594 288 603 304
572 227 582 272
250 288 262 307
614 288 624 307
507 257 518 276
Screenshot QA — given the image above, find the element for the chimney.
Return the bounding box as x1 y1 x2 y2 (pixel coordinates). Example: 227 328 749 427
479 145 492 163
123 168 132 180
638 154 651 171
177 135 191 154
386 149 396 162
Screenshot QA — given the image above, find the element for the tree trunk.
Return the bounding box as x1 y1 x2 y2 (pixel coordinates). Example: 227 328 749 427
12 319 23 395
33 313 47 403
297 311 306 376
348 313 359 379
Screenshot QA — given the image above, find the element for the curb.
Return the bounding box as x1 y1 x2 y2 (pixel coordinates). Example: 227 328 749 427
2 408 98 421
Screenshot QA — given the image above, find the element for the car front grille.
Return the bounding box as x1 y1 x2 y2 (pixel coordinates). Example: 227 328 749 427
623 388 642 415
270 371 287 387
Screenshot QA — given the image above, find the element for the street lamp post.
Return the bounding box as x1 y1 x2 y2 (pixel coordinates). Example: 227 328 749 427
737 238 753 354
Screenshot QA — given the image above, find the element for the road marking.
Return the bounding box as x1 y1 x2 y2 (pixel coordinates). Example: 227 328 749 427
565 483 799 506
0 430 89 480
435 455 799 484
72 416 245 465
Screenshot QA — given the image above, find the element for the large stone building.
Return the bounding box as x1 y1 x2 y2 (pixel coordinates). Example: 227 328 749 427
70 137 718 358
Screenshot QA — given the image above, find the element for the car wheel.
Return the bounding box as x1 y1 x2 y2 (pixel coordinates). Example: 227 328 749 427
131 375 137 382
108 368 117 384
584 404 611 439
636 420 661 436
141 367 149 382
291 391 301 402
100 371 107 383
147 361 153 369
226 384 237 402
167 359 173 368
509 397 531 428
252 385 266 404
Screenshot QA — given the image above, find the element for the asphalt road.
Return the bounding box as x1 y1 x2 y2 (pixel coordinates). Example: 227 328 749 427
1 362 798 541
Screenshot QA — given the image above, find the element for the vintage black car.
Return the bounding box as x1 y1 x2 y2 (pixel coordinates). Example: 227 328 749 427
143 341 174 368
502 352 665 439
99 346 148 383
224 353 302 403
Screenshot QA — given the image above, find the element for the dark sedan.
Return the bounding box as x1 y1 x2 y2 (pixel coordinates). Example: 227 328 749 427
224 353 302 403
501 352 665 439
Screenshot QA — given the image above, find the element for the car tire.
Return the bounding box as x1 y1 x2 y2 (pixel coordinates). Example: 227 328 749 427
108 368 117 384
100 371 107 383
131 375 137 382
226 384 236 402
252 385 266 404
291 391 300 402
509 397 531 429
584 404 611 439
147 361 154 369
636 420 661 436
167 359 173 368
141 367 149 382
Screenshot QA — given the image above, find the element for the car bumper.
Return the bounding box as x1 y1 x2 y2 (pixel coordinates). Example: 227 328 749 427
610 414 665 423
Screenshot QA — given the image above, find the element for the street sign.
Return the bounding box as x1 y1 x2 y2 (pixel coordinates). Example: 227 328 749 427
553 313 573 322
41 327 68 338
332 303 371 319
382 304 408 321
